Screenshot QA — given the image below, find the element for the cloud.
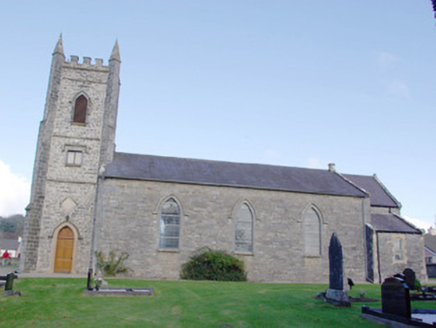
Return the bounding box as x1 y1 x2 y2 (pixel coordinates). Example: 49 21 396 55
377 51 399 70
387 80 411 100
0 160 30 217
306 158 328 170
375 52 411 99
263 149 281 161
403 215 433 231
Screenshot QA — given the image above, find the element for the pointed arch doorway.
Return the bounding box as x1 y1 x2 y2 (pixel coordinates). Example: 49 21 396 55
54 226 75 273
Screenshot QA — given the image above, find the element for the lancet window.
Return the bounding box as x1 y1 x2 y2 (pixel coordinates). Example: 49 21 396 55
303 207 322 256
159 198 181 249
73 95 88 123
235 203 254 253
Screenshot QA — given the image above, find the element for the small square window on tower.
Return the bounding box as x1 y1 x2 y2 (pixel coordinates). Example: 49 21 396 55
66 150 83 166
64 145 86 167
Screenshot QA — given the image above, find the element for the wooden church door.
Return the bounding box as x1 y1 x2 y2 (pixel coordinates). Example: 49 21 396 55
54 226 74 273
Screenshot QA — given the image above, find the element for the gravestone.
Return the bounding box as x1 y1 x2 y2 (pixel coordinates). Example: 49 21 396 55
0 272 19 296
381 276 411 319
329 233 343 290
325 233 350 306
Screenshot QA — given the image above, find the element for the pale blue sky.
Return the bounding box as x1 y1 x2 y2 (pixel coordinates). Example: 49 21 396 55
0 1 435 228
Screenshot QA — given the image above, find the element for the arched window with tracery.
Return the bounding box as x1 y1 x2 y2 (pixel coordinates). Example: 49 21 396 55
73 95 88 123
303 207 321 257
235 203 254 253
159 198 181 249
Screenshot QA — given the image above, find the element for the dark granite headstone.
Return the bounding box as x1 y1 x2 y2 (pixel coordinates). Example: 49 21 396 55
0 272 18 296
325 233 350 306
381 276 411 319
4 273 15 291
329 233 343 290
402 268 416 291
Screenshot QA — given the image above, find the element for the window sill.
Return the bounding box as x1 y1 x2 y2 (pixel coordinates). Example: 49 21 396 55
71 122 86 127
304 255 322 258
158 248 179 253
394 260 406 264
234 252 254 256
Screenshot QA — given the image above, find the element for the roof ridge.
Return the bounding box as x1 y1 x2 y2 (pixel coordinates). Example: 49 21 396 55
114 151 330 172
334 172 370 197
342 173 400 208
373 174 402 209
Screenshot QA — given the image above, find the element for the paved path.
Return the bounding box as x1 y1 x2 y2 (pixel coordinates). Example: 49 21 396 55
0 265 86 278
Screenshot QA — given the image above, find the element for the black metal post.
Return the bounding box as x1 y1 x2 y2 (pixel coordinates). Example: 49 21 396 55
87 268 93 290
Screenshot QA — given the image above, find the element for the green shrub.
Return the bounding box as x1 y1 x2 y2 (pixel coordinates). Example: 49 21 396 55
180 247 247 281
95 250 131 277
414 278 422 292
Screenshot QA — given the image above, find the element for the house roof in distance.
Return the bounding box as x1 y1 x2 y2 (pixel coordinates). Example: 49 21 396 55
425 234 436 253
0 238 20 251
343 174 400 208
105 152 367 197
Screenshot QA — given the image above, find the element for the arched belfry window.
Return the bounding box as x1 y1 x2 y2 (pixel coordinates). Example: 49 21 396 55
159 198 181 249
235 203 254 253
303 207 322 257
73 95 88 124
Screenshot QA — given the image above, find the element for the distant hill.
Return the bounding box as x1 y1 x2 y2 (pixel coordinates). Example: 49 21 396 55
0 214 25 237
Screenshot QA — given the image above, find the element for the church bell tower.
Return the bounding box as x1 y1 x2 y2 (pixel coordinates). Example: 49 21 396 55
20 36 121 274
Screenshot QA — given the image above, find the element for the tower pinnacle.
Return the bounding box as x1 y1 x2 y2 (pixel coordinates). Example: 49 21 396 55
53 34 64 56
110 40 121 62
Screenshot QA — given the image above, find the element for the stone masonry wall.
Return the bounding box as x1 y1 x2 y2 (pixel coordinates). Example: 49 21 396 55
375 232 427 282
96 178 369 283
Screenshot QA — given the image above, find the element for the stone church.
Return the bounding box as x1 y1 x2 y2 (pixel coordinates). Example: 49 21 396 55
20 36 426 283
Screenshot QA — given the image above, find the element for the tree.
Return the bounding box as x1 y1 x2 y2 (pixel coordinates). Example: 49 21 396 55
0 214 25 236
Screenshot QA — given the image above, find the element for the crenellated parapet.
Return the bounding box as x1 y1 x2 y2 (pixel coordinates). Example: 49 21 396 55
64 55 109 71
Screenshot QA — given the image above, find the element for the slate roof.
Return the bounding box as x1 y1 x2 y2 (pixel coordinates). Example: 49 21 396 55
0 238 19 251
425 234 436 253
1 232 17 240
343 174 399 208
371 214 421 234
105 152 367 197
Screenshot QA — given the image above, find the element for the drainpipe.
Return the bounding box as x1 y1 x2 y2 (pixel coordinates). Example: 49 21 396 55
362 198 367 280
89 167 105 270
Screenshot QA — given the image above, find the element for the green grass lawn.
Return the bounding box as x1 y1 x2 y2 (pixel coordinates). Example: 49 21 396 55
1 278 435 327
